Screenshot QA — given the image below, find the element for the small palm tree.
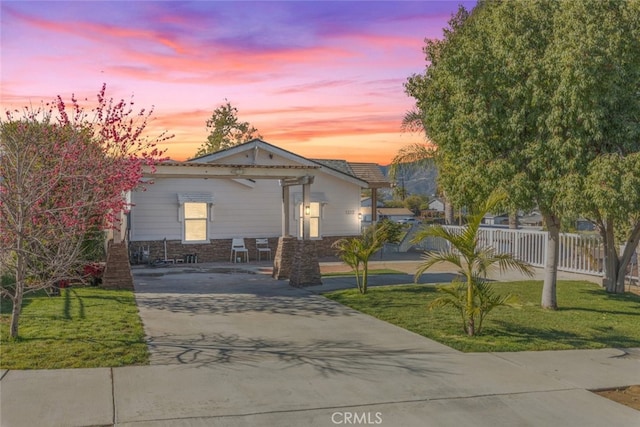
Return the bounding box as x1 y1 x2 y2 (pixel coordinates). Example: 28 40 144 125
412 191 533 336
332 223 389 294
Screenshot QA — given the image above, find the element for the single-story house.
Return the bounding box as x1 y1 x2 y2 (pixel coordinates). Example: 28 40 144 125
376 208 415 223
576 218 596 231
127 139 390 264
520 212 543 228
360 197 385 208
428 198 445 212
482 213 509 226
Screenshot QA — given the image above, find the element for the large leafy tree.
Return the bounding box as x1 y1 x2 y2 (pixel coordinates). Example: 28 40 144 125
193 101 261 157
0 85 169 338
546 0 640 293
406 0 640 306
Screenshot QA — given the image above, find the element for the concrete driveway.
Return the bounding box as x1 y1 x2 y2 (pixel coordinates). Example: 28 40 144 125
133 267 458 366
124 266 640 426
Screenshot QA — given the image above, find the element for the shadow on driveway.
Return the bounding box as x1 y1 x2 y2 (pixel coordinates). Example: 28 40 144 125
146 332 453 379
133 270 460 376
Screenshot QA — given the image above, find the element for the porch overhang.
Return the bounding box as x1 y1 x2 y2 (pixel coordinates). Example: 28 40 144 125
144 162 320 180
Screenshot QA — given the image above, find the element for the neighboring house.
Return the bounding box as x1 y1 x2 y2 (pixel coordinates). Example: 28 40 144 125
128 139 389 262
482 213 509 226
576 218 596 232
520 212 543 228
360 197 385 208
376 208 415 223
359 197 385 223
428 198 445 212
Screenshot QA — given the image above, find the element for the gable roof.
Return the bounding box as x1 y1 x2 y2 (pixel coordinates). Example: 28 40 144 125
188 139 389 188
311 160 390 189
188 139 313 166
311 159 353 175
348 163 390 188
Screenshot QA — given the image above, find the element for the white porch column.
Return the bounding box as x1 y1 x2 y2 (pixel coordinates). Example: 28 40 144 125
282 184 290 237
302 180 311 240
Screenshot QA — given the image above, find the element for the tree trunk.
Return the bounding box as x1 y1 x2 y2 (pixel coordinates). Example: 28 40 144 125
362 262 369 294
10 241 26 338
637 245 640 284
541 212 560 309
355 266 362 294
465 271 475 336
444 200 454 225
508 212 519 229
603 220 640 293
10 286 23 339
601 218 621 293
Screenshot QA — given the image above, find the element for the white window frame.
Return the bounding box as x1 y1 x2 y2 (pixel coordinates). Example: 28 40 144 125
182 202 208 243
178 193 214 244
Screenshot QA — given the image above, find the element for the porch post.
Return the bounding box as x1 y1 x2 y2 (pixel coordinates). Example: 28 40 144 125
289 175 321 287
371 188 378 224
274 176 321 285
282 184 290 237
273 182 294 279
302 180 311 240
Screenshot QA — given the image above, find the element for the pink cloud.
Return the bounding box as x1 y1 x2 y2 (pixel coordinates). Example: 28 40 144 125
1 1 471 166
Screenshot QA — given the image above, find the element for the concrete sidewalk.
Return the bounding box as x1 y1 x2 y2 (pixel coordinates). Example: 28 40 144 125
1 265 638 427
3 348 639 426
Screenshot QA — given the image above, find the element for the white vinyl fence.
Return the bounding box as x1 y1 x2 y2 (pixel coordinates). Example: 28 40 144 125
414 225 639 282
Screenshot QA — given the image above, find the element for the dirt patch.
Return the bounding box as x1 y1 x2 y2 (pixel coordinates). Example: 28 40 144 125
594 385 640 411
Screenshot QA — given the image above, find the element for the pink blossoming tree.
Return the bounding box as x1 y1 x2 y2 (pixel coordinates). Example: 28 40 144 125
0 85 170 338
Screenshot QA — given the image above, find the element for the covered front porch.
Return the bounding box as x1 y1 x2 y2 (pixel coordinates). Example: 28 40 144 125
104 161 328 289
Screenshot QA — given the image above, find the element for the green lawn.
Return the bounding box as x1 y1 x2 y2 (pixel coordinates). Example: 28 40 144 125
324 280 640 352
1 287 149 369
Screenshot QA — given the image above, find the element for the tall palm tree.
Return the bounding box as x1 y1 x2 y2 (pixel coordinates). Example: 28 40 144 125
412 191 533 336
393 111 455 224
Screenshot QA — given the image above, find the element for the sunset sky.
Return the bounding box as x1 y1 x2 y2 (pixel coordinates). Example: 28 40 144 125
1 1 476 164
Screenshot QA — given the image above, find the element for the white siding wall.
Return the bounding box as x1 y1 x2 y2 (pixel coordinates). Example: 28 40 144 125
292 172 361 237
130 180 184 241
130 169 362 242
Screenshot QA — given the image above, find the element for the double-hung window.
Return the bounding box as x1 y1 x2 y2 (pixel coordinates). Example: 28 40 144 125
184 202 208 242
178 193 214 243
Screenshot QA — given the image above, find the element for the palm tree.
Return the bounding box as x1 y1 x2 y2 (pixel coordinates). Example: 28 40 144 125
412 191 534 336
332 223 389 294
393 113 455 224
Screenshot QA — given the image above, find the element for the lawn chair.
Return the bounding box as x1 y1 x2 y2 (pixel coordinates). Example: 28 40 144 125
230 238 249 263
256 238 272 261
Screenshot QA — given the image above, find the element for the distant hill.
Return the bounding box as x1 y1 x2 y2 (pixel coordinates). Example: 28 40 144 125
379 161 439 199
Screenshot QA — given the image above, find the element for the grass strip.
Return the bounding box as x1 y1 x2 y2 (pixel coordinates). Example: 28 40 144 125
1 287 149 369
324 280 640 352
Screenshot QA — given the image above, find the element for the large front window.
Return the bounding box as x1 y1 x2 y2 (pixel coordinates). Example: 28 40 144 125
184 202 208 242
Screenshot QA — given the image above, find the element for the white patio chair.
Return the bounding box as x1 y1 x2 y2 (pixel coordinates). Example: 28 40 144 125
230 238 249 263
256 238 272 261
